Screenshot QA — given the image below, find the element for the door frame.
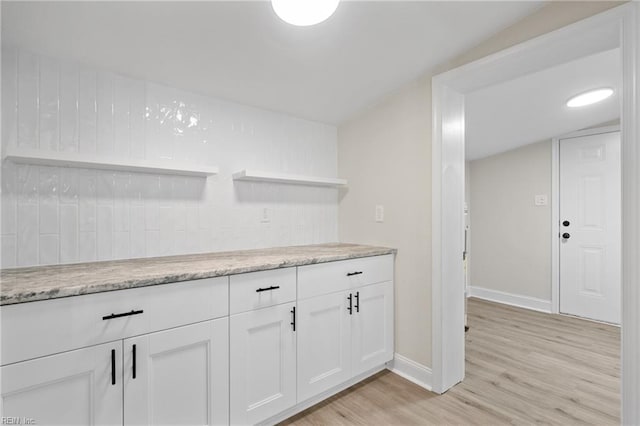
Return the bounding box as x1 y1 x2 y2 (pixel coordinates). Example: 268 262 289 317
551 125 621 316
431 3 639 422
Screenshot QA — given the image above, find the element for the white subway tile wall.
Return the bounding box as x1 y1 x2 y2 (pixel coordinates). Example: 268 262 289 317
0 48 339 268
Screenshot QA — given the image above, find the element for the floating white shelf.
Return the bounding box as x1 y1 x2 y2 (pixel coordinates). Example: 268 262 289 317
232 169 347 187
3 147 218 177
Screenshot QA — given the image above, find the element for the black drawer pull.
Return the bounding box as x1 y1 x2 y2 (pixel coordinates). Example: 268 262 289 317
347 271 363 277
102 309 144 321
111 349 116 385
132 344 137 379
256 285 280 293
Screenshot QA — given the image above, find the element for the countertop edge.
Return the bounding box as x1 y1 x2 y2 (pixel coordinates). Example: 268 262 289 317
1 247 396 306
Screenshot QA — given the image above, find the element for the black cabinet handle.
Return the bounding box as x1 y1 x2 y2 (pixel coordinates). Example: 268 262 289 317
132 344 137 379
355 291 360 313
111 349 116 385
256 286 280 293
347 293 353 315
347 271 363 277
103 309 144 321
291 306 296 332
562 233 571 239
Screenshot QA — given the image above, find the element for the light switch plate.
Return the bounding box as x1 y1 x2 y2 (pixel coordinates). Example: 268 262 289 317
534 194 548 206
375 205 384 222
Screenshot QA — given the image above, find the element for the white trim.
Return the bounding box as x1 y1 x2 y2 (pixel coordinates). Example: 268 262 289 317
261 365 386 426
468 287 552 313
556 124 621 141
431 84 466 395
621 4 640 423
386 353 433 391
551 125 621 316
432 4 639 422
551 137 560 314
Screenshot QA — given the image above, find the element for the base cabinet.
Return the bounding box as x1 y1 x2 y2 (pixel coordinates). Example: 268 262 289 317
1 341 123 426
230 302 297 425
297 281 394 403
124 318 229 426
1 253 394 426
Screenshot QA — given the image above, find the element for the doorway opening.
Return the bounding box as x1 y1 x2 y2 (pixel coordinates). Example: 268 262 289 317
431 3 638 422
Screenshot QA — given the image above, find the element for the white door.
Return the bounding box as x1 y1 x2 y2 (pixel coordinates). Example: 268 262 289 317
229 302 296 425
1 341 123 425
351 282 394 376
124 318 229 426
559 130 621 324
297 291 352 402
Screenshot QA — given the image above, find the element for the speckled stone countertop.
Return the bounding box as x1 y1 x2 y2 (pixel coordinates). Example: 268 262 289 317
0 243 395 305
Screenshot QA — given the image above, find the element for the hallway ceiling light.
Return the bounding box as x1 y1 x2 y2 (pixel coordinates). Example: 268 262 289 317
271 0 340 26
566 88 614 108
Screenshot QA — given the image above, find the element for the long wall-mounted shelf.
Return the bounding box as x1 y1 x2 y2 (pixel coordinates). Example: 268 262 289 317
232 169 347 187
3 147 219 177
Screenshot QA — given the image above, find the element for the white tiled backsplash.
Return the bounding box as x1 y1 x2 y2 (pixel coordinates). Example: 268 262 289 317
1 48 339 268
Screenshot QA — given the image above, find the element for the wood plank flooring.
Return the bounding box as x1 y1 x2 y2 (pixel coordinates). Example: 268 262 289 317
281 298 620 425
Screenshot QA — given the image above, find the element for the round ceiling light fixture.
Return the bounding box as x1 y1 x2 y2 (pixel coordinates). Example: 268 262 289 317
271 0 340 26
566 88 614 108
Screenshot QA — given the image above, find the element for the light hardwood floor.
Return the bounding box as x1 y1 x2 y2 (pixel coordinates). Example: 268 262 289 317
281 298 620 425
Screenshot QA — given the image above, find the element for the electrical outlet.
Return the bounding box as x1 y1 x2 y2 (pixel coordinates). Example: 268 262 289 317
261 207 271 223
375 205 384 222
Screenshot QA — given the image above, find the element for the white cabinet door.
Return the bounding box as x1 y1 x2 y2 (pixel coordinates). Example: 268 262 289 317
1 341 123 426
351 282 394 376
124 318 229 426
230 302 296 425
297 292 352 402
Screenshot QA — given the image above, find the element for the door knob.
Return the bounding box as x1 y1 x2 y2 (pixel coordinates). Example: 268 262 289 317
562 233 571 239
562 220 570 227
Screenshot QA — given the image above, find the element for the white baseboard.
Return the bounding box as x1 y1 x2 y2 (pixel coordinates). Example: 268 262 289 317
386 353 432 391
468 286 552 313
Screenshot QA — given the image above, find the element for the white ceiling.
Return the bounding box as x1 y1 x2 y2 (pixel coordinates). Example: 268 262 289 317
1 1 545 125
466 48 621 161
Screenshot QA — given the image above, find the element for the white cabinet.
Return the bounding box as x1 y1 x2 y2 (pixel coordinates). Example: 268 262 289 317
1 252 394 425
124 319 229 426
1 277 230 426
1 341 123 425
297 280 394 403
1 320 230 426
230 302 297 425
297 292 352 402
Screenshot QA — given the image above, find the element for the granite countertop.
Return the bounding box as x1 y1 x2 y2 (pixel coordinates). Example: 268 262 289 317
0 243 395 306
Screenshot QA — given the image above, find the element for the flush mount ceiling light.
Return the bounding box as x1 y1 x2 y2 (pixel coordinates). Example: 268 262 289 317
566 88 614 108
271 0 340 26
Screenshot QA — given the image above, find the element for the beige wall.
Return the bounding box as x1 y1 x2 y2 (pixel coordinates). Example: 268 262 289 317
468 141 552 301
338 76 432 365
337 1 622 368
